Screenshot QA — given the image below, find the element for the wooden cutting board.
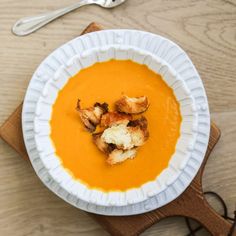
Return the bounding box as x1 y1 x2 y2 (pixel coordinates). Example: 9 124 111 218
0 22 235 236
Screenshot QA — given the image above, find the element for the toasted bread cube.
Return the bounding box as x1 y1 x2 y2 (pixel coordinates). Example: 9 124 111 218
107 148 137 165
128 126 149 147
101 124 133 150
77 100 108 132
128 116 149 146
92 133 109 153
115 95 149 114
92 133 116 154
100 112 132 128
101 117 149 150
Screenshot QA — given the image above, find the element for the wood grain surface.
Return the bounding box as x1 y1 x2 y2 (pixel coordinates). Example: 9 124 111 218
0 0 235 235
1 24 233 236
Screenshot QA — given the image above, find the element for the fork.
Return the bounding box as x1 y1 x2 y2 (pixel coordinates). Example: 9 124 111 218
12 0 126 36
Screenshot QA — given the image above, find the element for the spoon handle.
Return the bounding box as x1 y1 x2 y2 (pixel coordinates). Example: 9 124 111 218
12 0 93 36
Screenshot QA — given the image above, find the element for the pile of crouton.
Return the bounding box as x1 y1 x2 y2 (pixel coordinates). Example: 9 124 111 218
77 95 149 165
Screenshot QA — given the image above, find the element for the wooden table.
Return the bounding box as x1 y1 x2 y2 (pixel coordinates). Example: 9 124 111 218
0 0 235 235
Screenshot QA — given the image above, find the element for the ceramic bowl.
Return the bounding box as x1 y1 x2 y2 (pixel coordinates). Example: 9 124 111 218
22 30 210 215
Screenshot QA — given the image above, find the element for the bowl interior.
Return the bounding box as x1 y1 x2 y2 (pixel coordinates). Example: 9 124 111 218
22 29 210 215
34 45 197 207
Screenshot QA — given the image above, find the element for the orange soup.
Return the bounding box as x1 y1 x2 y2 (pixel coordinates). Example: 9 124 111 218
50 60 182 191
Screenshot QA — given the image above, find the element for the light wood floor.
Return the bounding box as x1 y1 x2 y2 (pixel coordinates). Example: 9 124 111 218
0 0 235 235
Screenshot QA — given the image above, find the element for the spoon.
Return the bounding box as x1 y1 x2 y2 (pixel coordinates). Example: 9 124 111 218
12 0 126 36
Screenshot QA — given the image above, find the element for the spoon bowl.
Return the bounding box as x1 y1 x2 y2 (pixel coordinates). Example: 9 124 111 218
103 0 126 8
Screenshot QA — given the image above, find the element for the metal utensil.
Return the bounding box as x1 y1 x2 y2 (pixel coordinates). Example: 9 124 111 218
12 0 126 36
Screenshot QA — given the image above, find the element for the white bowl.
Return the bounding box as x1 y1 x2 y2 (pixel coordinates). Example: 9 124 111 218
22 30 210 215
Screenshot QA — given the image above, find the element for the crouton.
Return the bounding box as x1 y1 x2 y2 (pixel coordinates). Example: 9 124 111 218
92 133 109 153
92 133 116 154
115 95 149 114
107 148 137 165
128 126 149 147
100 112 132 128
128 117 149 146
101 117 149 150
101 123 133 150
128 116 148 129
76 100 108 132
